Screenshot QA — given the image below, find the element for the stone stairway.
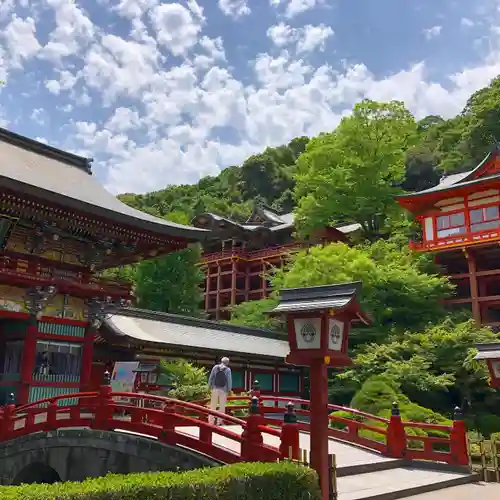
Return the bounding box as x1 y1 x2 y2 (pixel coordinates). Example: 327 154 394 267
336 460 477 500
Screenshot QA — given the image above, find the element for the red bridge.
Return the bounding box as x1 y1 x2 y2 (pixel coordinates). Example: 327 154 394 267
0 387 469 467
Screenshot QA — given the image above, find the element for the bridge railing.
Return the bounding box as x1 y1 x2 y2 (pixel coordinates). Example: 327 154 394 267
0 389 291 465
198 394 469 466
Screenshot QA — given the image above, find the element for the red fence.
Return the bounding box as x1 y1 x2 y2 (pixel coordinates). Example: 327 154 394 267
205 395 469 467
0 389 469 467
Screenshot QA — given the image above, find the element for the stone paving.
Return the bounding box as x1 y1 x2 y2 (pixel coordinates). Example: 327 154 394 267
408 482 500 499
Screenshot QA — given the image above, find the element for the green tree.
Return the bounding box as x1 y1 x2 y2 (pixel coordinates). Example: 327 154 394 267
228 297 283 330
340 318 500 416
135 245 204 316
158 359 209 402
294 99 417 238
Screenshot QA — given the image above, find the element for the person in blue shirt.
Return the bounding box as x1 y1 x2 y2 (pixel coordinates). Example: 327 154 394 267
208 357 232 425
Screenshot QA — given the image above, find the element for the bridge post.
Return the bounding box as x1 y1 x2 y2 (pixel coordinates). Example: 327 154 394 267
96 371 113 430
279 402 300 461
386 402 406 458
241 396 264 461
0 400 15 440
161 401 177 444
450 407 469 466
46 399 58 430
251 380 264 416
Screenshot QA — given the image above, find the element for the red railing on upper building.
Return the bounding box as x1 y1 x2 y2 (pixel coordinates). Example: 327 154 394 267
201 243 303 264
410 227 500 252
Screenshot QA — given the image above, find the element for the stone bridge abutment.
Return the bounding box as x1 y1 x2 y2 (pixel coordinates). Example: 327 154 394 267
0 428 217 485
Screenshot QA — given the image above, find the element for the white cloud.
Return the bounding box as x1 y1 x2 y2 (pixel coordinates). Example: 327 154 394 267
267 23 333 53
3 15 41 68
150 3 202 56
296 24 334 53
272 0 321 19
31 108 45 125
104 107 142 133
267 23 296 47
112 0 158 19
218 0 250 19
82 34 163 103
423 25 442 40
192 36 227 69
44 70 78 95
461 17 475 27
39 0 94 63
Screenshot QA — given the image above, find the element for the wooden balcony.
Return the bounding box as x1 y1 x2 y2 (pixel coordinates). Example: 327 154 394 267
411 228 500 252
0 255 132 298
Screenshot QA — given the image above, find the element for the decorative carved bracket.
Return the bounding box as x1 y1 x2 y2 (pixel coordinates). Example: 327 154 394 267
25 285 57 318
85 296 132 329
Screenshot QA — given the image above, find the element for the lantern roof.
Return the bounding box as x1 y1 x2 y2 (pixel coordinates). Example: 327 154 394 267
270 281 363 315
474 343 500 360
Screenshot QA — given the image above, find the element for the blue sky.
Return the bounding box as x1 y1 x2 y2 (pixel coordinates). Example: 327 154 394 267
0 0 499 194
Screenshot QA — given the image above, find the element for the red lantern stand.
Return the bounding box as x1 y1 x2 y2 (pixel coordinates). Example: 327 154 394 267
270 282 370 500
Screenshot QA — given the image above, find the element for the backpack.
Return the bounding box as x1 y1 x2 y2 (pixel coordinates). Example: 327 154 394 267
214 366 227 388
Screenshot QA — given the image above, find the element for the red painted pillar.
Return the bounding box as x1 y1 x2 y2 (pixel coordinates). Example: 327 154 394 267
19 317 38 405
279 402 300 460
386 402 406 458
80 325 96 392
450 407 469 466
309 359 329 500
241 396 264 461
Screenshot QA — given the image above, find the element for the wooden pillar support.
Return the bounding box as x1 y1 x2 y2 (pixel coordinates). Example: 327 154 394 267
19 317 37 405
204 266 211 312
464 249 481 323
80 324 95 392
230 258 237 307
215 264 222 321
261 260 267 299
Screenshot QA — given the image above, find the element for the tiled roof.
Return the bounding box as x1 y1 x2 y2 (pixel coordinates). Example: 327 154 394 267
397 147 500 199
272 281 362 314
0 128 209 240
104 308 289 359
474 343 500 360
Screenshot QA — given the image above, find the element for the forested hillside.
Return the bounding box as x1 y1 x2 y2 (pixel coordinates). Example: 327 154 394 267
118 77 500 228
113 76 500 437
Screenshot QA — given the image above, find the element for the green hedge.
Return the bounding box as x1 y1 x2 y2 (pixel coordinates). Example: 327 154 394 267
1 462 321 500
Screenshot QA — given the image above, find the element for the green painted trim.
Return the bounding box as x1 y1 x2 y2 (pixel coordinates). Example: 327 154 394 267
38 322 86 337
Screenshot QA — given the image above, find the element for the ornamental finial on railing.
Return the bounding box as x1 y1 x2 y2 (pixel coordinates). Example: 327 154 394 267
25 285 57 319
85 296 132 329
453 406 463 421
250 396 260 415
284 402 297 424
102 370 111 386
391 401 400 417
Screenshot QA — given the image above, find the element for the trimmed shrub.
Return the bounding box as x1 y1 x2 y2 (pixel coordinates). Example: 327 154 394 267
1 462 321 500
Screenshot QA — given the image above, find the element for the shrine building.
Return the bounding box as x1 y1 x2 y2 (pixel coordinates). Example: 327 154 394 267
397 145 500 327
0 127 209 404
192 207 361 320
